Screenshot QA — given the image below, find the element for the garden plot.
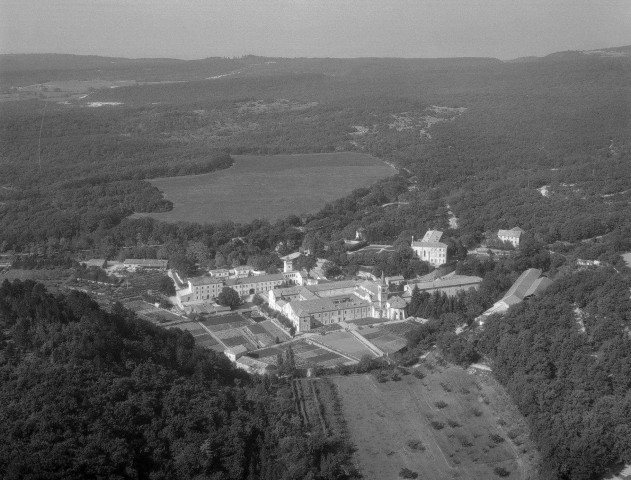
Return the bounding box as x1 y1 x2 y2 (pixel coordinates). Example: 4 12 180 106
383 320 419 336
213 328 258 351
312 331 377 360
248 340 352 368
359 326 408 353
200 313 252 332
244 320 290 347
171 321 224 352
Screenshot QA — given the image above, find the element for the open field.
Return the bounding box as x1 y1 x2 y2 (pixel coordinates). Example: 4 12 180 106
358 325 408 354
333 362 538 480
311 331 377 360
132 152 393 223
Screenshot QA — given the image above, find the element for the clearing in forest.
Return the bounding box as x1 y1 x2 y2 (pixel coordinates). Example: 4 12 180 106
333 362 538 480
133 152 393 224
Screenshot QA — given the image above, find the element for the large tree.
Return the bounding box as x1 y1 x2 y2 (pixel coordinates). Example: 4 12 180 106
217 286 241 309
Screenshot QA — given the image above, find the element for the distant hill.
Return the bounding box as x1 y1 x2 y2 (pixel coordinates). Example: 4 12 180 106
0 52 502 87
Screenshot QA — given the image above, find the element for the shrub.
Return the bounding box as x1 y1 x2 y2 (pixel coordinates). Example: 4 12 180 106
399 467 419 479
472 408 483 417
434 400 448 409
413 370 425 379
430 421 444 430
490 433 505 444
447 419 460 428
406 439 426 452
458 435 473 447
494 466 510 477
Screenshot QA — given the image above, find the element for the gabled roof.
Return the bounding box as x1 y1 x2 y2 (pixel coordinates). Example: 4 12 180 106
499 268 552 305
123 259 168 267
188 276 224 286
422 230 443 243
412 230 447 249
305 280 359 293
498 227 524 238
280 252 302 261
408 274 483 291
225 273 284 286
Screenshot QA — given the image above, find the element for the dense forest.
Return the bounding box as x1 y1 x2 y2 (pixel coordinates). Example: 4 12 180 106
0 279 357 479
477 268 631 480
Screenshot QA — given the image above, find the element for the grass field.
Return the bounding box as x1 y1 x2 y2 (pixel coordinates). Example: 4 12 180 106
132 152 393 223
312 331 377 360
358 326 408 354
333 362 538 480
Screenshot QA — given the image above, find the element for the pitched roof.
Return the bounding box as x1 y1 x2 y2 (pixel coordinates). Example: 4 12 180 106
498 227 524 238
123 259 168 267
499 268 552 306
188 276 224 286
305 280 360 293
411 230 447 249
289 296 369 317
407 275 482 294
280 252 302 261
225 273 285 286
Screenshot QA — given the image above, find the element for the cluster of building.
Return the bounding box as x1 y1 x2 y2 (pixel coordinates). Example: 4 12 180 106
268 276 408 333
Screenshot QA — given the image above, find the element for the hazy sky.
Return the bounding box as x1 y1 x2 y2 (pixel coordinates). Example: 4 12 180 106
1 0 630 60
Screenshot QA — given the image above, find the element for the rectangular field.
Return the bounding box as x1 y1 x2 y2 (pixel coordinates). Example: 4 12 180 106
248 340 352 368
359 326 408 353
169 321 224 351
312 331 377 360
244 320 291 347
200 313 252 332
333 365 532 480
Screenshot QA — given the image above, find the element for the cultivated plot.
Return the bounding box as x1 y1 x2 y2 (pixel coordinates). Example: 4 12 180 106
333 365 533 480
133 152 394 223
358 326 408 354
248 340 352 368
312 331 377 360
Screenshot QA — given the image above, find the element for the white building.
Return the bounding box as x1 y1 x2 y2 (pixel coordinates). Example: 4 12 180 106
411 230 448 267
497 227 524 247
268 277 408 333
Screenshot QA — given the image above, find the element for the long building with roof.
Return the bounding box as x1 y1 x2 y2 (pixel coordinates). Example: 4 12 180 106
477 268 553 325
411 230 448 267
404 272 483 297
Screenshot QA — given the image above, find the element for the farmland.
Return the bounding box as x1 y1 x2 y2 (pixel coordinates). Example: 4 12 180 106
133 152 393 223
311 330 377 360
247 339 354 368
333 360 539 480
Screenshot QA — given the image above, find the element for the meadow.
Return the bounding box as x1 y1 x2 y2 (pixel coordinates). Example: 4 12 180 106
132 152 394 224
333 360 539 480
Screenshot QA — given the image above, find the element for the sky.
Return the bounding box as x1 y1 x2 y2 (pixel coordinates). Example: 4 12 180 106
1 0 630 60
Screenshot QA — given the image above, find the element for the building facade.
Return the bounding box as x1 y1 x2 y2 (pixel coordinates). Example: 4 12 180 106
497 227 524 247
411 230 448 267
